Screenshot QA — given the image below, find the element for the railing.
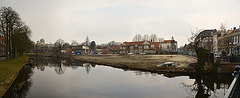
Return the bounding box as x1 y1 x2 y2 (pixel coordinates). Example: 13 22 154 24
224 67 240 98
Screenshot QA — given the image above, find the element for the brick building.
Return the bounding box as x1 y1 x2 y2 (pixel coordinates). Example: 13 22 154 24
119 41 161 54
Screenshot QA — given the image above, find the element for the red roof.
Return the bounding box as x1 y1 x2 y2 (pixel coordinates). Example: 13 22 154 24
99 46 104 49
123 41 160 49
123 41 153 46
161 40 175 43
106 46 120 50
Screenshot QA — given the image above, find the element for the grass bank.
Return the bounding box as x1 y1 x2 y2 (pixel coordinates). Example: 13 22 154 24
0 55 29 97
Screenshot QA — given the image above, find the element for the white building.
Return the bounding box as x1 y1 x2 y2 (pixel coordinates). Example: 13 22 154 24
161 37 178 53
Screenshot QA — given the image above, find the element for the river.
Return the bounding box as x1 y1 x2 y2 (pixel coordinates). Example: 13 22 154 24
3 57 233 98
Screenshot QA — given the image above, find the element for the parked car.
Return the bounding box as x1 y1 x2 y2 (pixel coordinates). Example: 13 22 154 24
139 52 146 55
158 62 178 67
128 52 133 55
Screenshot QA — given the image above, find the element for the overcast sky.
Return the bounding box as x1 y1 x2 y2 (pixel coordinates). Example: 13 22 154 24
0 0 240 47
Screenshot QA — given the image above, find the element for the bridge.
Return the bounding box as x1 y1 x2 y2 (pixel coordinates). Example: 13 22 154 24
224 66 240 98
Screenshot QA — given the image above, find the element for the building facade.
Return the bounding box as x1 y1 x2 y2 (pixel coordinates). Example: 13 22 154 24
119 41 161 54
106 46 120 54
36 43 54 53
0 36 5 56
218 27 240 55
196 29 217 53
161 39 178 53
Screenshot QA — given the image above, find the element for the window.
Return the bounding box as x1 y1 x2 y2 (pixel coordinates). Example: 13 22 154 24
130 46 134 49
151 45 154 48
135 44 138 47
144 45 149 49
130 50 134 53
138 45 142 49
123 47 125 49
144 50 148 53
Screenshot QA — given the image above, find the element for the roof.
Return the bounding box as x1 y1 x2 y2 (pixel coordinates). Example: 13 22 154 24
122 41 160 49
106 46 120 50
97 46 104 49
123 41 153 46
197 29 217 37
161 40 176 43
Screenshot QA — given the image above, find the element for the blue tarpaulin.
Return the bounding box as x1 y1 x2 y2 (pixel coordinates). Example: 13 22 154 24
76 52 82 55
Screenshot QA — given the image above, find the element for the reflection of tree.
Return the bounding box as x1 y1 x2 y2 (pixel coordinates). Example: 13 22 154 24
83 63 91 74
134 71 143 76
91 64 96 67
181 74 232 98
3 66 33 98
53 57 66 75
71 66 78 70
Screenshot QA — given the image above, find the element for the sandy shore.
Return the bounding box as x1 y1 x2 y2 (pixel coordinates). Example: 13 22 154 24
69 54 197 73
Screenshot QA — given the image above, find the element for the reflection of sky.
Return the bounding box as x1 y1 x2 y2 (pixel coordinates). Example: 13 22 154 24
27 65 195 98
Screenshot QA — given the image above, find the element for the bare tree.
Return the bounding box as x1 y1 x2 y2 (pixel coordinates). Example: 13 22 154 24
0 6 32 59
132 34 142 42
40 39 45 43
85 36 90 46
143 34 149 41
54 39 65 55
150 34 158 42
71 40 78 46
63 43 70 49
219 22 227 35
12 25 32 56
90 41 96 52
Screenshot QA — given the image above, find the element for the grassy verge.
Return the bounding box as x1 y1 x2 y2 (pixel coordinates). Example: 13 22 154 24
0 55 29 97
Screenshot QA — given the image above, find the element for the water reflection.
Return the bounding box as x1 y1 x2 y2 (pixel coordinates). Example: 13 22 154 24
3 65 33 98
3 57 234 98
182 74 233 98
34 57 93 74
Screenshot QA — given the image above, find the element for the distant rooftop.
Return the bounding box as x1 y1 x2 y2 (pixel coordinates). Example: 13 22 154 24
197 29 217 37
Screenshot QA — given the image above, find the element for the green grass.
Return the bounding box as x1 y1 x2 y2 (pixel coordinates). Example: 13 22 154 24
0 55 29 97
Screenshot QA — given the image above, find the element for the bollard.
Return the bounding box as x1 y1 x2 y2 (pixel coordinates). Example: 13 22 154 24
234 65 240 76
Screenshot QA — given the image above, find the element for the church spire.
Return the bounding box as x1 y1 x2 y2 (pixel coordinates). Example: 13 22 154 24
171 36 174 40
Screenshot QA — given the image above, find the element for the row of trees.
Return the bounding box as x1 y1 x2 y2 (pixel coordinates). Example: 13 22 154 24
132 34 164 42
0 7 33 59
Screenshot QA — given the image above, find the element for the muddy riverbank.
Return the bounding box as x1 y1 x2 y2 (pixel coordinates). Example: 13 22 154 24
64 54 198 73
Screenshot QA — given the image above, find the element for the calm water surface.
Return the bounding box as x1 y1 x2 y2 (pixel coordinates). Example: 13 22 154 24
4 57 233 98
